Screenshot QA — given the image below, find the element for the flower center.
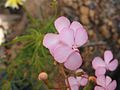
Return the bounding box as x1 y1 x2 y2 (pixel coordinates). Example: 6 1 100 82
72 44 79 52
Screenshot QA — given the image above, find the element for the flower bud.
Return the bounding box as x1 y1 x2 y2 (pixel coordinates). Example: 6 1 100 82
38 72 48 81
75 69 85 76
89 76 96 83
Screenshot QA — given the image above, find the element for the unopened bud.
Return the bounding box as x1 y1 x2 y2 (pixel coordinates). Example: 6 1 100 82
38 72 48 81
75 69 85 76
89 76 96 83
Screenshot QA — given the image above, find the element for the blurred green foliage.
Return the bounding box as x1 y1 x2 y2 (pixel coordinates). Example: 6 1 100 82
0 6 59 89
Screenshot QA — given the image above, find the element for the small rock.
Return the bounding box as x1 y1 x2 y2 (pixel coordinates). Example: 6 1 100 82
80 15 90 25
89 10 95 20
88 30 96 40
100 25 111 39
72 3 79 10
63 0 73 6
112 33 118 40
111 29 116 33
108 20 113 26
80 6 89 16
117 39 120 45
83 0 91 6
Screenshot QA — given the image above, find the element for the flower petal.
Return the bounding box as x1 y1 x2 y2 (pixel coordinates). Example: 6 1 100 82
53 44 74 63
59 28 74 47
54 16 70 33
67 77 79 90
95 67 106 77
94 86 105 90
70 21 83 33
96 75 106 87
107 80 117 90
77 75 88 86
105 76 112 86
107 59 118 71
75 28 88 47
92 57 106 70
64 52 82 70
43 33 59 49
104 50 113 64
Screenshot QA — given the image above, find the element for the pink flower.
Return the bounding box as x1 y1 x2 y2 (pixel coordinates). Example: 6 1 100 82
66 75 88 90
76 74 88 86
92 50 118 76
95 75 117 90
43 16 88 70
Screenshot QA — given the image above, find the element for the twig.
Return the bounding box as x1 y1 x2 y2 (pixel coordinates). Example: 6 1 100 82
60 64 71 90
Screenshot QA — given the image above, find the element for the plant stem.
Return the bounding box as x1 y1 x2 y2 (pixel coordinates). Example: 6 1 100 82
60 64 71 90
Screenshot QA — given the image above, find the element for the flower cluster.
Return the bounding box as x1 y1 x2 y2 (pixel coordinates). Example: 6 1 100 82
5 0 26 9
43 16 118 90
43 16 88 70
92 50 118 90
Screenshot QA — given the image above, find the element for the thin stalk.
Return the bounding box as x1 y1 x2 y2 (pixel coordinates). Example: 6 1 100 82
60 64 71 90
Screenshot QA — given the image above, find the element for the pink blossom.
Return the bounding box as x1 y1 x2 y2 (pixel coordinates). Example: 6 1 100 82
76 74 88 86
92 50 118 76
43 16 88 70
66 75 88 90
95 75 117 90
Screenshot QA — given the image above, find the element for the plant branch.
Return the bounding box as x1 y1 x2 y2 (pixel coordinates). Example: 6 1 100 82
59 64 71 90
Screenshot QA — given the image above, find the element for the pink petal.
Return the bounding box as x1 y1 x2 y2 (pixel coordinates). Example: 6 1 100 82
69 85 79 90
95 67 106 77
107 80 117 90
96 75 106 87
59 28 74 47
54 16 70 33
77 75 88 86
76 77 82 86
105 76 112 86
104 50 113 64
43 33 59 49
64 52 82 70
80 78 88 86
94 86 105 90
53 44 75 63
75 28 88 47
107 59 118 71
49 49 54 56
92 57 106 70
67 77 79 90
70 21 83 33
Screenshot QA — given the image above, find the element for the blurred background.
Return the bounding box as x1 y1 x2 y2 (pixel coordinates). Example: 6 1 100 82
0 0 120 90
